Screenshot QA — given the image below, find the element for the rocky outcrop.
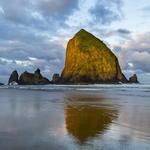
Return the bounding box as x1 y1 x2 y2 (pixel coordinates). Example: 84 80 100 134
19 71 34 85
52 74 60 83
61 29 128 84
129 74 139 83
8 70 19 85
19 69 50 85
0 83 4 86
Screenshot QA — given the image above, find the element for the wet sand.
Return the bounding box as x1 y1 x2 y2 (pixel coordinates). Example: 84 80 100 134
0 84 150 150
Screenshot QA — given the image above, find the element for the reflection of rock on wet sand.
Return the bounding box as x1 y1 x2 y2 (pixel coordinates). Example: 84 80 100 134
65 94 118 143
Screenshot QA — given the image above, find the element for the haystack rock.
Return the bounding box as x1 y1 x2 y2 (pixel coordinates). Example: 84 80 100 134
61 29 127 84
19 69 50 85
129 74 139 83
8 70 19 85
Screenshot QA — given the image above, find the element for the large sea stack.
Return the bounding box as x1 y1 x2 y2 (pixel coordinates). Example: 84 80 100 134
61 29 127 84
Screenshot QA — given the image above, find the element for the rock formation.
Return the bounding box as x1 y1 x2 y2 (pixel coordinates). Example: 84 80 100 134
129 74 139 83
61 29 128 84
19 71 35 85
8 69 50 85
8 70 19 85
0 83 4 86
52 74 60 83
19 69 50 85
7 29 139 85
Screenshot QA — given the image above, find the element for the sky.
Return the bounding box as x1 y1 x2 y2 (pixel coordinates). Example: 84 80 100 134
0 0 150 83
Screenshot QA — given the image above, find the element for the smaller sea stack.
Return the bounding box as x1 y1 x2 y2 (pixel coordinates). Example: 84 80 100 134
19 68 50 85
129 74 139 83
8 70 19 85
8 69 50 85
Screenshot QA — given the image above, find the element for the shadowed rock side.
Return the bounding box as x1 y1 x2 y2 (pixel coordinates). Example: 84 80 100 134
8 70 19 85
61 29 127 84
65 95 118 143
19 69 50 85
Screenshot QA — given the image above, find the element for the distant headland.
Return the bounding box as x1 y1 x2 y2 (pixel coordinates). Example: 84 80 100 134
7 29 139 85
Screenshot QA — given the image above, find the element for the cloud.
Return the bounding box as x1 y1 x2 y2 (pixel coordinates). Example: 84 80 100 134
90 0 123 25
0 0 78 83
113 32 150 73
117 29 130 35
0 0 123 29
0 19 65 81
0 46 65 79
131 51 150 72
0 42 65 76
65 0 123 28
97 28 131 38
0 0 79 31
36 0 79 19
141 5 150 12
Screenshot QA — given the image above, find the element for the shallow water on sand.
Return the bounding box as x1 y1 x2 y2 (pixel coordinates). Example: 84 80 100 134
0 84 150 150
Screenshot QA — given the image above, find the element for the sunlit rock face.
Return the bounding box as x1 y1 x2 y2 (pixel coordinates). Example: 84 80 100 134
61 29 127 84
65 95 118 143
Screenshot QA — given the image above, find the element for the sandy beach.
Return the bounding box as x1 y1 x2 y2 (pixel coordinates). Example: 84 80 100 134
0 84 150 150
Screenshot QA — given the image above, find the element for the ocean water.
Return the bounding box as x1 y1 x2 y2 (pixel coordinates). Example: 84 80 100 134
0 84 150 150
